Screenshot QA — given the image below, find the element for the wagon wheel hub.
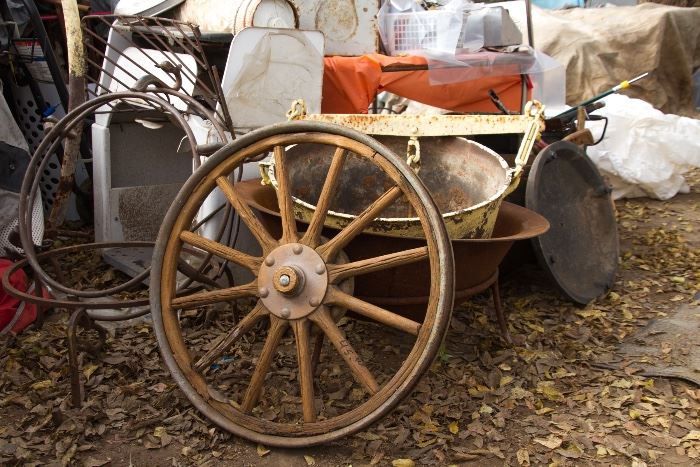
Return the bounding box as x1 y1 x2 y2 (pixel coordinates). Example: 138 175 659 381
258 243 328 320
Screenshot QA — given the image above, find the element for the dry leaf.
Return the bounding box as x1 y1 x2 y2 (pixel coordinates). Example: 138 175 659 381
392 459 415 467
534 435 563 450
83 457 111 467
516 448 530 466
31 380 52 391
304 455 315 465
558 442 583 459
257 444 270 457
448 421 459 434
536 382 563 401
500 375 513 387
83 364 99 380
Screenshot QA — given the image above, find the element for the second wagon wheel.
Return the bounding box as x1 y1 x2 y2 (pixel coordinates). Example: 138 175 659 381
150 121 455 447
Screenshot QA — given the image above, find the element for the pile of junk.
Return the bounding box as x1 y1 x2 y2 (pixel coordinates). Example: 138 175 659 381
0 0 692 447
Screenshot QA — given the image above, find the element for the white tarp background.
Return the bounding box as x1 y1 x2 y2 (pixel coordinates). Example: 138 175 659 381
587 94 700 200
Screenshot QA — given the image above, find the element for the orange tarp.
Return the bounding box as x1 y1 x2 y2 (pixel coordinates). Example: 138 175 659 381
322 54 529 114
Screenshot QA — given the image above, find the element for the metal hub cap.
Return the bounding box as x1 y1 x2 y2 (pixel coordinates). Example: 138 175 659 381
258 243 328 320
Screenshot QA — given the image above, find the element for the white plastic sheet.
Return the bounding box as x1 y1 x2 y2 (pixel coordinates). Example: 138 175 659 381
587 94 700 200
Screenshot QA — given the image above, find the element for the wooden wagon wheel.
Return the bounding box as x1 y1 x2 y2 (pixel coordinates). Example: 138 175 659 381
150 121 455 447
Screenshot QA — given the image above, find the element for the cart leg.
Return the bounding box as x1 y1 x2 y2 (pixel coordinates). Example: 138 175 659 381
491 274 512 344
31 277 49 331
67 308 86 408
67 308 108 408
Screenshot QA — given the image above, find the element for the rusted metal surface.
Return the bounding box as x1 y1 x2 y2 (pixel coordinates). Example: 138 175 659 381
301 112 540 137
263 135 527 239
263 103 544 239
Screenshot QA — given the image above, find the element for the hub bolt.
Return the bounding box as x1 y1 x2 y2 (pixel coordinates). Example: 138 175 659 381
258 287 269 298
292 244 303 255
280 307 291 318
264 255 275 266
279 274 291 287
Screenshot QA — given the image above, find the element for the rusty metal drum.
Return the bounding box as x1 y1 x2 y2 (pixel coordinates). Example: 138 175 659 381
262 135 527 239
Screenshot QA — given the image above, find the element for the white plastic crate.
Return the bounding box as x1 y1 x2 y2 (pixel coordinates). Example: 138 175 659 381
382 7 522 56
382 10 469 56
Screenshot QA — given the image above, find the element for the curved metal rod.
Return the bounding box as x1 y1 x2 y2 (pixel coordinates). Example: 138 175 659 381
1 242 152 313
20 95 192 297
19 91 227 298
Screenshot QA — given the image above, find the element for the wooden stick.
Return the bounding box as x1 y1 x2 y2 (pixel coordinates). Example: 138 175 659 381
47 0 86 229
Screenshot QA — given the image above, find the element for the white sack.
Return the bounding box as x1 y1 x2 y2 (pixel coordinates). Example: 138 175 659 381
587 94 700 200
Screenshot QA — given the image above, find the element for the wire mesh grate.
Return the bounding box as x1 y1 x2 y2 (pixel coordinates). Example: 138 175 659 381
80 15 231 127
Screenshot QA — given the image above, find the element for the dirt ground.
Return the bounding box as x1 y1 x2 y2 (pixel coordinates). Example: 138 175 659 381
1 171 699 467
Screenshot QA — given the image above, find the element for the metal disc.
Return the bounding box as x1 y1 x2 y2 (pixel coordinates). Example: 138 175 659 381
526 141 619 305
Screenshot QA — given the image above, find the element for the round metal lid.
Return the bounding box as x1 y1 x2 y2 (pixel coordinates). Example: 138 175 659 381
526 141 619 305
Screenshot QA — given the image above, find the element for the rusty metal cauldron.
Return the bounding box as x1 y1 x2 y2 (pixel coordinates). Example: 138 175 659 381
260 107 544 239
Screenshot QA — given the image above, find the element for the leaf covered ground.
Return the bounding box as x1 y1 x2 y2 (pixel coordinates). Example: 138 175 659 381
1 172 699 466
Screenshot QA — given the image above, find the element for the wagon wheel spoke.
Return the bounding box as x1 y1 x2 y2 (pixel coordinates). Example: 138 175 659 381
216 176 277 252
292 319 316 423
180 231 261 272
327 246 429 284
171 281 258 310
301 147 347 248
311 306 379 394
241 316 288 413
192 302 268 373
273 145 299 244
317 186 403 262
176 258 220 289
325 287 421 336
